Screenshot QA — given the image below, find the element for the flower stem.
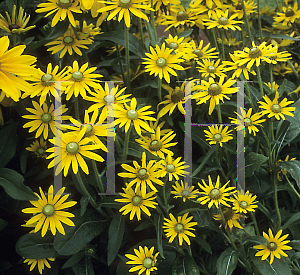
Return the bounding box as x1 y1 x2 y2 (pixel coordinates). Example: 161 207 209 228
270 64 273 92
158 77 162 101
285 174 300 200
217 104 222 123
138 18 146 51
256 66 264 97
123 124 132 161
249 212 260 235
287 59 299 80
220 29 225 61
257 0 263 41
150 0 158 42
219 204 237 250
273 173 281 232
74 96 80 120
116 43 126 85
145 20 154 41
242 0 253 41
125 25 131 92
212 29 219 53
92 160 105 194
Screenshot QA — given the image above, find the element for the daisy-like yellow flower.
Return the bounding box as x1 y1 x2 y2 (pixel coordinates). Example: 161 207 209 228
63 60 102 100
267 45 292 64
0 36 37 102
115 186 158 220
273 62 292 76
22 185 77 237
45 28 92 58
46 128 105 176
197 59 227 78
111 65 144 87
22 102 70 139
126 246 159 275
153 0 181 11
24 258 55 274
135 126 177 158
274 2 300 26
24 63 69 105
85 83 131 117
204 125 233 147
253 229 292 264
190 40 219 60
0 5 36 33
213 207 244 231
265 81 279 92
234 42 274 70
97 0 153 28
192 76 237 115
171 181 199 202
217 37 242 47
163 213 197 245
230 0 256 19
276 155 297 181
156 154 189 181
197 175 236 208
229 108 266 136
232 190 258 213
26 138 48 158
36 0 82 27
142 43 185 83
258 92 295 120
75 20 102 42
203 9 243 30
114 97 156 135
81 0 96 9
118 152 164 196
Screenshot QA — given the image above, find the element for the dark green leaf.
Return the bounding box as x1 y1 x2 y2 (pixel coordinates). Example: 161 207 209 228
282 212 300 230
245 153 268 177
195 235 212 254
184 254 200 275
62 252 84 269
80 196 89 216
177 29 193 38
217 248 238 275
134 221 154 231
0 218 8 232
154 213 165 259
0 168 38 200
72 257 95 275
0 122 18 168
263 31 300 41
192 210 210 227
107 213 125 265
290 240 300 251
244 236 268 246
134 80 158 90
278 160 300 188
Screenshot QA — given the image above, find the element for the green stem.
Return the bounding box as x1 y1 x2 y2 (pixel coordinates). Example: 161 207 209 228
162 177 168 207
256 66 264 97
211 29 219 53
287 59 299 81
244 78 256 111
216 104 222 123
74 96 80 120
273 173 281 232
219 204 237 250
257 0 263 41
270 64 273 92
220 29 225 61
249 212 260 235
145 20 154 41
138 18 146 51
123 124 132 161
242 0 253 41
285 174 300 201
115 43 126 85
92 160 105 194
274 0 281 12
197 267 211 275
150 0 158 42
125 25 131 92
158 77 162 101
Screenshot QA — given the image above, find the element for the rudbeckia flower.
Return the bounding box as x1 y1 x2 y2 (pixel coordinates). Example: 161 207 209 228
171 181 199 202
213 207 244 231
232 190 258 213
26 138 48 158
204 125 233 147
24 258 55 274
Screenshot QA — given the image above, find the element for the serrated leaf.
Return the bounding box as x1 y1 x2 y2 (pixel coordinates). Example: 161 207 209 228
245 153 268 177
0 168 38 201
107 213 125 265
217 248 238 275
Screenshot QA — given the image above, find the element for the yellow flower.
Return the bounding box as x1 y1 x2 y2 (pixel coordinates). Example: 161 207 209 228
232 190 258 213
115 185 158 220
45 28 92 58
111 65 144 87
114 97 156 136
253 228 292 264
213 207 244 231
97 0 153 28
22 185 77 237
24 258 55 274
153 0 181 11
22 102 70 139
36 0 82 27
229 108 266 136
163 213 197 245
230 0 256 19
276 155 297 181
204 125 233 147
26 137 48 158
142 43 185 83
197 175 236 208
118 152 164 196
192 76 237 115
63 60 103 100
217 37 242 47
265 82 279 92
46 128 105 176
274 2 300 26
267 45 292 64
171 181 199 202
190 40 219 60
126 246 159 275
81 0 95 9
258 92 295 120
0 5 36 33
197 58 227 78
0 36 37 102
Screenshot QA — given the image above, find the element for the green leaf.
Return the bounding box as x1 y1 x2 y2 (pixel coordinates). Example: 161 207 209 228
217 248 238 275
177 29 193 38
107 213 125 266
195 235 212 254
245 153 268 177
62 252 84 269
192 210 210 227
134 80 158 90
282 212 300 230
290 240 300 251
278 160 300 188
0 218 8 232
16 233 57 259
154 213 165 259
0 168 38 201
80 196 89 216
263 31 300 41
0 122 18 168
192 146 215 177
285 99 300 129
72 257 95 275
244 236 268 246
54 219 105 255
172 255 200 275
134 221 154 231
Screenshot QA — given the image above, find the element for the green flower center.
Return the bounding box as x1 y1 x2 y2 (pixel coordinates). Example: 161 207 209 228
271 104 281 113
143 258 153 269
127 110 138 120
209 188 222 199
169 42 178 49
81 124 94 137
182 190 190 196
137 168 149 180
66 142 79 154
267 242 278 251
213 133 222 141
42 204 55 216
119 0 132 8
72 71 83 81
171 87 185 103
63 36 75 45
156 57 167 67
41 113 52 123
208 83 222 96
193 49 203 58
57 0 72 9
240 201 248 208
244 117 252 126
177 11 189 21
149 140 163 151
103 95 115 104
285 8 295 17
175 223 184 232
207 65 216 73
166 164 175 172
218 16 229 25
132 195 142 205
37 147 46 156
41 74 53 82
249 47 262 58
